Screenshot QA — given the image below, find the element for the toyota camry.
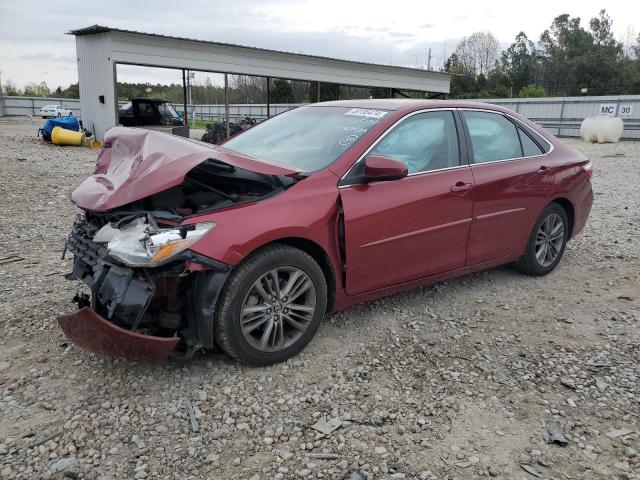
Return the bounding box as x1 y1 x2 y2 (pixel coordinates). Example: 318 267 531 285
58 99 593 365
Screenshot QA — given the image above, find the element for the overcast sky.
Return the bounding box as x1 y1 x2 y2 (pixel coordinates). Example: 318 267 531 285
0 0 638 90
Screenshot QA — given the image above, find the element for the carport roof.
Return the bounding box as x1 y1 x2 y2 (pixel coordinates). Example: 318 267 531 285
68 25 450 82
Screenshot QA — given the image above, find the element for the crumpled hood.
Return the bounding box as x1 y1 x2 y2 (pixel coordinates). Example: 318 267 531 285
71 127 300 211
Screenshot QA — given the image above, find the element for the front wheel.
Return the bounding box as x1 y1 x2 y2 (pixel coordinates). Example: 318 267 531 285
514 203 569 276
214 244 327 365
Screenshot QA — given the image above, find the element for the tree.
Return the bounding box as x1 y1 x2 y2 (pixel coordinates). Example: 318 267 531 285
61 83 80 99
2 79 21 96
270 78 294 103
444 52 478 98
454 32 500 77
23 81 51 97
519 84 547 97
501 32 539 96
309 82 339 101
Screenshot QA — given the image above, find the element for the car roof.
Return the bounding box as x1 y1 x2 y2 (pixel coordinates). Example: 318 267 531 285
310 98 504 113
132 98 171 104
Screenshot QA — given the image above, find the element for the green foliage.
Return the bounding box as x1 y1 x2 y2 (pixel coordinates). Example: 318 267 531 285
446 9 636 99
270 78 294 103
23 81 51 97
518 84 547 98
2 80 21 96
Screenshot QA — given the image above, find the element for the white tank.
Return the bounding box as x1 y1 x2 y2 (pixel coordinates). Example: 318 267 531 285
580 116 624 143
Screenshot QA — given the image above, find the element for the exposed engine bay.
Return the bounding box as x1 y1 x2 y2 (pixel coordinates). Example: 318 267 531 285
87 157 291 222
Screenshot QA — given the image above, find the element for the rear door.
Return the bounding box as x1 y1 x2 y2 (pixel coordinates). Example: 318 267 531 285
460 109 555 266
339 110 475 295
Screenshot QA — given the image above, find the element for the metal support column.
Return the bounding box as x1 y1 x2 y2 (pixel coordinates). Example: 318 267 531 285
224 73 230 138
317 81 321 102
266 76 271 118
182 69 188 126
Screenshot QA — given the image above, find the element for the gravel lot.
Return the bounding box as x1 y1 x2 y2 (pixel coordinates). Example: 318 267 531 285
0 117 638 480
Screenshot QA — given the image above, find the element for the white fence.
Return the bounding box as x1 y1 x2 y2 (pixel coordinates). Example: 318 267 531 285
0 96 301 122
2 94 639 139
470 95 640 140
1 96 83 117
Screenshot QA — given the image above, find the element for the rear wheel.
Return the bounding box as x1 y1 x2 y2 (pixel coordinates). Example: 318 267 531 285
514 202 569 276
214 244 327 365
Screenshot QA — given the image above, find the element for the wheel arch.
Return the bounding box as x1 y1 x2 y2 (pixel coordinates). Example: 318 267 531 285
255 237 337 313
549 197 575 238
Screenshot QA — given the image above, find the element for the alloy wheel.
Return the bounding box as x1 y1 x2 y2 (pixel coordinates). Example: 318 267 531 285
535 213 565 267
240 267 317 352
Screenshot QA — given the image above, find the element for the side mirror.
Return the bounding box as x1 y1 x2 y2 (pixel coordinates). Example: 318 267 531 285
363 155 408 182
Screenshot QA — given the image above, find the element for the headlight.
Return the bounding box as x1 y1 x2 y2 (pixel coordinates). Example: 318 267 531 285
101 221 215 267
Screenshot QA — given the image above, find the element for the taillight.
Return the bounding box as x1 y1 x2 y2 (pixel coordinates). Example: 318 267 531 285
581 161 593 178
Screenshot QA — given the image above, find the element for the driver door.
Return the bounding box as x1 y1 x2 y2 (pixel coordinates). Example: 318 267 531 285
339 110 475 295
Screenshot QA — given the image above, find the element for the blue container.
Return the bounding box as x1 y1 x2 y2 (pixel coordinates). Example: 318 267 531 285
41 116 80 141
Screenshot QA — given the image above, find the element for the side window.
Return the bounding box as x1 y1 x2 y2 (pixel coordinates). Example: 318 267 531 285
462 111 522 163
368 111 460 174
518 127 544 156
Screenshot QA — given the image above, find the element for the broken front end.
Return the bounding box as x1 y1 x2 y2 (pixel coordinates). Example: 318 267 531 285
60 211 230 361
58 127 299 361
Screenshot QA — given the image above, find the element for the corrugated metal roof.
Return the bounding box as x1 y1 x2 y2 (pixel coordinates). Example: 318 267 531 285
68 25 450 79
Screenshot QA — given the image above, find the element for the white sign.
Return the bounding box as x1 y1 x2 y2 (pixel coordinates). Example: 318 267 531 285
619 105 633 116
599 104 617 116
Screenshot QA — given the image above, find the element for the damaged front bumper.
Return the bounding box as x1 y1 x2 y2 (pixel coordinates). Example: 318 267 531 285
58 307 180 362
58 215 230 361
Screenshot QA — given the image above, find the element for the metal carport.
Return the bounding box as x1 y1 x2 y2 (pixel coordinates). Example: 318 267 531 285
70 25 451 139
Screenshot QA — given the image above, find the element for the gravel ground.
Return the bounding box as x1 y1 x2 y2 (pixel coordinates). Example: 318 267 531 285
0 117 638 480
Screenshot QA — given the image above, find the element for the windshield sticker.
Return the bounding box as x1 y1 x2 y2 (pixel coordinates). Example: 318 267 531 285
338 134 360 146
345 108 388 120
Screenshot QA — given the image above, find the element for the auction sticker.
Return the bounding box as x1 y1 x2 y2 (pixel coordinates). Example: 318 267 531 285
345 108 388 119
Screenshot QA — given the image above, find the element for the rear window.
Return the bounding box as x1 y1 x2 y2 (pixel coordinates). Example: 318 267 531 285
518 128 544 156
462 111 550 162
463 111 522 163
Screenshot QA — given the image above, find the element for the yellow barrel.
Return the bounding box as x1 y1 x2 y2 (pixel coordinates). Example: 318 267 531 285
51 126 85 146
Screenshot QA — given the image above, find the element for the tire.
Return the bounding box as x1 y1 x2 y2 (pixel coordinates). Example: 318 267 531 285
57 113 61 117
514 202 569 276
214 244 328 366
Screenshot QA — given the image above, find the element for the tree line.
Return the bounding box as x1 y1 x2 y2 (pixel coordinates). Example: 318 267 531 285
2 10 639 101
445 10 640 98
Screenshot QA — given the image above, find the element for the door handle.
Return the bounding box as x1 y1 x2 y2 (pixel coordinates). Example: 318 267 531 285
537 166 550 175
450 182 473 193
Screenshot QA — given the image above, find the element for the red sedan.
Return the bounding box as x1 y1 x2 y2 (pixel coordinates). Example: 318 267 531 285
59 100 593 365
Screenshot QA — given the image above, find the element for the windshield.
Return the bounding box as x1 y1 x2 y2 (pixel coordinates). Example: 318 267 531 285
222 106 388 171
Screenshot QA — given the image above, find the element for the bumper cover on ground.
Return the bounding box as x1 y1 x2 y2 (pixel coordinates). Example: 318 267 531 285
57 307 179 362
